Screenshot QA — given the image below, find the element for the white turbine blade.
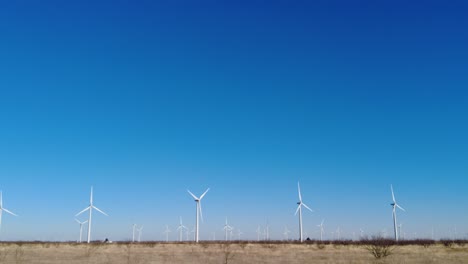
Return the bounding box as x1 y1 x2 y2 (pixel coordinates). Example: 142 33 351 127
0 191 2 207
83 220 88 224
396 204 405 212
76 206 90 216
93 206 108 216
302 203 313 212
2 208 17 216
187 190 198 200
321 219 324 225
297 182 302 202
199 188 210 200
294 204 301 215
75 219 81 224
390 184 396 203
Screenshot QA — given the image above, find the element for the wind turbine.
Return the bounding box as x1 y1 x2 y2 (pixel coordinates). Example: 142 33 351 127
76 186 108 243
237 229 243 240
132 224 137 242
295 182 313 242
390 184 405 241
176 217 188 242
317 220 324 241
255 226 261 241
223 218 233 241
283 226 291 240
0 191 17 232
163 225 171 242
137 226 143 242
187 188 209 243
75 219 88 243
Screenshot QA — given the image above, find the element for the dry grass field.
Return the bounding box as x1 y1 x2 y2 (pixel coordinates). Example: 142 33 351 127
0 241 467 264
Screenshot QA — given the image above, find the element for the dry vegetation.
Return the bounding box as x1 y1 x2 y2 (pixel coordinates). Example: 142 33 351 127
0 240 466 264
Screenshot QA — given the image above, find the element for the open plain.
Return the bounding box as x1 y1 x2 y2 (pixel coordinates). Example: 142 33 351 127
0 241 467 264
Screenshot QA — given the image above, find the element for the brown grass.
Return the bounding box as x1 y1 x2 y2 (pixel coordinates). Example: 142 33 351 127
0 241 466 263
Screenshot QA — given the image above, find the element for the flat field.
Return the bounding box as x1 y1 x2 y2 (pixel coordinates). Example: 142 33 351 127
0 241 467 264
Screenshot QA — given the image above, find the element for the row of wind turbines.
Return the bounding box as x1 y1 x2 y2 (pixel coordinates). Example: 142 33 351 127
0 183 405 243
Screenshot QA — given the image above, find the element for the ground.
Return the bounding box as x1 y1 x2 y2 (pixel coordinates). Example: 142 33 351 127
0 241 467 264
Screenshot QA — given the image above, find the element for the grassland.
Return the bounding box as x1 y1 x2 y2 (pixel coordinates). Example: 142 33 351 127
0 240 467 264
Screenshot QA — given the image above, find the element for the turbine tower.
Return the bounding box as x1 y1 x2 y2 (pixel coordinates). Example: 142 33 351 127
132 224 137 242
390 184 405 241
295 182 313 242
0 191 17 232
283 226 291 240
317 220 324 241
163 225 171 242
176 217 187 242
187 188 209 243
75 219 88 243
76 186 108 243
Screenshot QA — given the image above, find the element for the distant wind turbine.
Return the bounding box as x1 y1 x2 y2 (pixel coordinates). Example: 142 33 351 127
75 219 88 243
137 226 143 242
0 191 17 233
390 184 405 241
295 182 313 242
283 226 291 240
255 226 261 241
76 186 108 243
317 220 324 241
132 224 137 242
223 218 233 241
163 225 171 242
176 217 188 242
187 188 209 243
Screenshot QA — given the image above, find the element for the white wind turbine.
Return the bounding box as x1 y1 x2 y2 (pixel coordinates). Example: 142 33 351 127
317 220 324 241
75 219 88 243
283 226 291 240
132 224 137 242
163 225 171 242
237 229 243 240
187 188 209 243
0 191 17 233
295 182 313 242
390 184 405 241
255 226 261 241
176 217 188 242
76 186 108 243
137 226 143 242
223 218 233 241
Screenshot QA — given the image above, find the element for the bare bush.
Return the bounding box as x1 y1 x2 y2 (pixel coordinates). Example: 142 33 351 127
364 237 395 259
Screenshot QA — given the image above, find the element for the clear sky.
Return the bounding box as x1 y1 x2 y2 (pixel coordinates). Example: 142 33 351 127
0 0 467 241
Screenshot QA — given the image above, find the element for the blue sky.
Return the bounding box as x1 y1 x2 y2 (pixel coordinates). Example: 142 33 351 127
0 0 467 241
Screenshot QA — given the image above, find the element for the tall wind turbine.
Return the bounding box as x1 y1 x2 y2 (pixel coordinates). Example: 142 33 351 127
176 217 187 242
76 186 108 243
255 226 261 241
295 182 313 242
187 188 209 243
390 184 405 241
0 191 17 232
317 220 324 241
75 219 88 243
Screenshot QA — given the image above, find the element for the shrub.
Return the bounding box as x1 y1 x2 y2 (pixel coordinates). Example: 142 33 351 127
365 237 395 259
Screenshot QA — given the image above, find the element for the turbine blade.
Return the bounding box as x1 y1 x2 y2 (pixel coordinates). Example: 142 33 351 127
187 190 198 200
75 219 80 224
93 206 108 216
2 208 17 216
294 204 301 215
390 184 396 203
199 188 210 200
297 182 302 202
302 203 313 212
76 206 90 216
396 204 405 212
